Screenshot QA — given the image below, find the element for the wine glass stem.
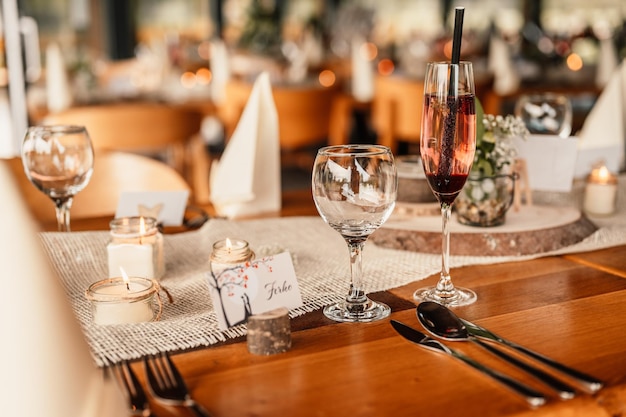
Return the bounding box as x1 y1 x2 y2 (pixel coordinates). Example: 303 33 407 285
346 239 367 303
437 203 455 296
54 198 73 232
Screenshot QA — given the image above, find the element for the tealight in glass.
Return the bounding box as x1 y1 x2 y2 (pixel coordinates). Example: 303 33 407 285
107 216 165 279
209 238 255 277
85 276 162 325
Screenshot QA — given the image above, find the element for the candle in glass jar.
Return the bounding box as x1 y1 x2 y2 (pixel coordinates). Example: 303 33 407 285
107 216 164 279
85 272 159 325
209 238 255 276
583 164 618 216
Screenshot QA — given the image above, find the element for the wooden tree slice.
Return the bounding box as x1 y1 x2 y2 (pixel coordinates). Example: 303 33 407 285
247 307 292 355
371 205 598 257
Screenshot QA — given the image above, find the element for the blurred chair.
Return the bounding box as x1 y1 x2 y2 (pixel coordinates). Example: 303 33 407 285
218 79 341 168
371 75 424 155
42 103 209 203
5 151 191 224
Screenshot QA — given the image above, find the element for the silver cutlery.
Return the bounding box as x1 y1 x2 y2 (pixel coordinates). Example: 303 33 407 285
144 352 212 417
390 319 546 407
416 301 577 399
112 360 156 416
460 318 603 393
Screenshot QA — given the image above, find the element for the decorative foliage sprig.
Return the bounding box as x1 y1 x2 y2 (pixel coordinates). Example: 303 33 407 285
472 113 529 177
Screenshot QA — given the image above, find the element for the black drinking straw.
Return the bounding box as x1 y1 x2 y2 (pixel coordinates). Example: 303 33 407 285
448 7 464 94
438 7 465 178
451 7 464 65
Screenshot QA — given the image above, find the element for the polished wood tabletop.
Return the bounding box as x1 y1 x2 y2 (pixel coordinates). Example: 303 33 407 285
42 191 626 417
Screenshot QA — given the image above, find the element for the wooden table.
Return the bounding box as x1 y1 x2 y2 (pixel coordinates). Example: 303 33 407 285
46 192 626 416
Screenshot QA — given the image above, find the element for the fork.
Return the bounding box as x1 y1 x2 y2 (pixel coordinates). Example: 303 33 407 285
112 360 156 416
144 352 212 417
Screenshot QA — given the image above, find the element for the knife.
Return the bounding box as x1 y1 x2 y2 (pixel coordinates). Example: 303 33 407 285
390 320 546 407
460 318 603 393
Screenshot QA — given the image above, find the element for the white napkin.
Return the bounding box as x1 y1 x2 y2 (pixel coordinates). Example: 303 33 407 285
45 42 73 112
210 72 281 218
351 37 374 102
210 40 231 105
488 34 520 95
595 38 619 88
575 59 626 176
0 162 126 417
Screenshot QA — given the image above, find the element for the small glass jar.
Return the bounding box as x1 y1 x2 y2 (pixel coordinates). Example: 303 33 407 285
107 217 165 280
583 164 618 216
85 276 162 325
209 238 255 277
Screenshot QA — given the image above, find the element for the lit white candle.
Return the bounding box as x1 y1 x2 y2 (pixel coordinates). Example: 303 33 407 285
583 164 618 216
107 216 164 279
85 270 159 325
209 238 254 276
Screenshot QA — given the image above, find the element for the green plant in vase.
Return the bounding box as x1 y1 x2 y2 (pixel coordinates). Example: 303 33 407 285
455 102 529 227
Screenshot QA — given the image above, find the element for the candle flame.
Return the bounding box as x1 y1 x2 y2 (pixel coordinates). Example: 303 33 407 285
597 166 609 180
225 238 232 253
120 267 131 291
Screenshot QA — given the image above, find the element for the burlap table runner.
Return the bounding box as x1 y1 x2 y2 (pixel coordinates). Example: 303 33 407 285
40 179 626 366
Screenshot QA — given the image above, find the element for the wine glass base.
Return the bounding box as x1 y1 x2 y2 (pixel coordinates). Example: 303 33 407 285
413 286 477 307
323 299 391 323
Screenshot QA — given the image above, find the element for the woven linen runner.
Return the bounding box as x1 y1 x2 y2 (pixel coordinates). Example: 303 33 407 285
40 180 626 366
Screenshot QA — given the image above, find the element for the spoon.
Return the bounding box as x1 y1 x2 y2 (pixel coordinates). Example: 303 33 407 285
417 301 577 400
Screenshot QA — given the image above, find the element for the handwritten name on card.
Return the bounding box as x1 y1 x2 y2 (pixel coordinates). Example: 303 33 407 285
206 252 303 330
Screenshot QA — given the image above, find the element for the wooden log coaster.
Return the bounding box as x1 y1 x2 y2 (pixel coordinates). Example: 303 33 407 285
247 307 292 355
371 205 598 257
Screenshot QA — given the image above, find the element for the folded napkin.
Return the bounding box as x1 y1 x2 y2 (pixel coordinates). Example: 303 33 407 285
46 42 73 112
210 72 281 218
488 34 520 95
0 162 126 417
351 37 374 102
595 38 619 88
575 59 626 176
210 39 231 105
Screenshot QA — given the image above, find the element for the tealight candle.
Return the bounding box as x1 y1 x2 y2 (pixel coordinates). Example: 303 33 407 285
85 273 161 325
107 216 164 280
583 163 618 216
209 238 255 276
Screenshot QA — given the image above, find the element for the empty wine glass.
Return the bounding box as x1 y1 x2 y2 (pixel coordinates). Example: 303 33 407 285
312 144 397 322
514 93 572 138
413 61 477 307
22 125 94 231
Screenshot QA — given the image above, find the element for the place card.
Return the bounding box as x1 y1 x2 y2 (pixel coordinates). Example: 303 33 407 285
115 190 189 226
207 251 303 330
513 135 578 192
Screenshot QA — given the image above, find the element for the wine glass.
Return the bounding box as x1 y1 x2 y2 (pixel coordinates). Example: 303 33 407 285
413 61 477 306
514 93 572 138
21 125 94 231
312 144 397 322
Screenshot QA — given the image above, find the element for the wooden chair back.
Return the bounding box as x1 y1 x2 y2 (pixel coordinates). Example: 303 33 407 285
371 75 424 154
43 103 208 202
5 151 191 224
220 79 339 152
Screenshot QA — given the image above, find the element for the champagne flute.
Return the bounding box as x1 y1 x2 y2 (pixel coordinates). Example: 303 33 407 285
413 61 477 306
22 125 94 231
312 144 397 322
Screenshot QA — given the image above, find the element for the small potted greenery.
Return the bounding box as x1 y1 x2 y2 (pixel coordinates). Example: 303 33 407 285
455 103 529 227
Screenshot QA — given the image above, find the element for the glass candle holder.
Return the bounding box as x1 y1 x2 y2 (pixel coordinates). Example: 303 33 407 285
85 276 162 325
583 163 617 216
107 216 165 279
209 238 255 277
